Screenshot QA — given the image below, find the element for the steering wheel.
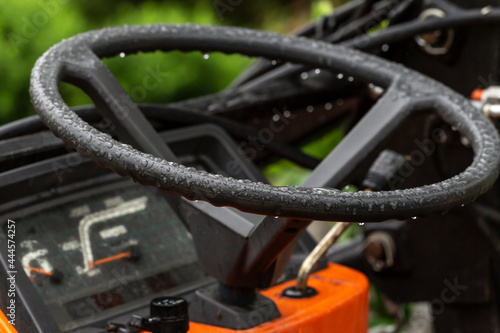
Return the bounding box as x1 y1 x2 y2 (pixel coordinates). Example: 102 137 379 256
30 24 500 222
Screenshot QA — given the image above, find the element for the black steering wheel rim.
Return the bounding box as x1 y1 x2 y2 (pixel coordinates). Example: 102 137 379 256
30 24 500 222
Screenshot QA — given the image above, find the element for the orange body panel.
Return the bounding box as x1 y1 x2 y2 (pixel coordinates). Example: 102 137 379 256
189 263 369 333
0 310 17 333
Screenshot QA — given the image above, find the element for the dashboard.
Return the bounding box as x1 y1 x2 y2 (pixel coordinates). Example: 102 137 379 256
3 180 210 331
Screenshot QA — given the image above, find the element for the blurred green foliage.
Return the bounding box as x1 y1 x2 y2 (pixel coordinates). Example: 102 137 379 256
0 0 344 125
0 1 242 124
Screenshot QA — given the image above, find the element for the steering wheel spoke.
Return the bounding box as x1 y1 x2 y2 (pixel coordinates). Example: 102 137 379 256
303 84 412 188
61 47 176 160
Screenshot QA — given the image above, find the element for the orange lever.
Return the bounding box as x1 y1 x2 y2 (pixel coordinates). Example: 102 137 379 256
92 251 131 267
25 266 53 276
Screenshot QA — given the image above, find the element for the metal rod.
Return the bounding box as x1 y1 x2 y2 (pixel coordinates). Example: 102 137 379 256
296 221 351 291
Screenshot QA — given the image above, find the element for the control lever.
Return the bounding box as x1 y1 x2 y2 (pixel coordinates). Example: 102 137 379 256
290 150 406 296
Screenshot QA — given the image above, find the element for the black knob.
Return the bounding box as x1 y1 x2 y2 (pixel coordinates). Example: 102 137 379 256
129 296 189 333
151 297 188 321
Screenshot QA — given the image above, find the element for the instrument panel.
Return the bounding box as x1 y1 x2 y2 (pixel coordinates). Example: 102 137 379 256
3 180 210 330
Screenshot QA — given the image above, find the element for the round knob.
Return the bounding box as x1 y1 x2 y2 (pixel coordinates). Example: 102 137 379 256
150 297 189 333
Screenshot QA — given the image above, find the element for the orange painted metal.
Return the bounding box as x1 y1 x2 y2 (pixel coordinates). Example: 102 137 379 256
0 310 17 333
472 88 484 101
189 263 369 333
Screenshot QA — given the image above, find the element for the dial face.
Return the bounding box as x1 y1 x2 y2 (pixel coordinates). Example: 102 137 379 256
6 182 208 329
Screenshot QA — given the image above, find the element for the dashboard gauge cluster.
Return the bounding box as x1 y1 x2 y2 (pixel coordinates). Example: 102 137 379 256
0 123 271 331
4 181 209 330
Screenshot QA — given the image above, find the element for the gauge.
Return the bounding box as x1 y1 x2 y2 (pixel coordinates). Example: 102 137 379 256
4 181 210 330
